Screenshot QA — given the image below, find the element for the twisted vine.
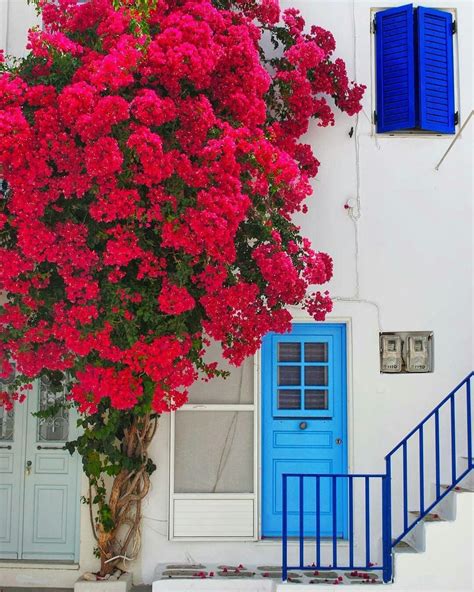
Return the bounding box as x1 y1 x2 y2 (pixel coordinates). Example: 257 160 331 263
67 403 158 576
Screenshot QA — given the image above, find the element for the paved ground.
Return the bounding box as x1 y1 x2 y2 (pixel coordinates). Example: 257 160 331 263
0 588 151 592
0 589 74 592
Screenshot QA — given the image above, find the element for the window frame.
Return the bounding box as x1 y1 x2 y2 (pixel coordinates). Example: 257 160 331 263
370 5 460 137
168 361 258 541
271 334 335 419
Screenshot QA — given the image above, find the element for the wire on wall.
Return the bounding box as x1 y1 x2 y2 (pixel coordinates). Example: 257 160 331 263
331 0 382 331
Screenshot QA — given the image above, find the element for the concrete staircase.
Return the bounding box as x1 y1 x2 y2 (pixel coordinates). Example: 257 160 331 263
390 467 473 591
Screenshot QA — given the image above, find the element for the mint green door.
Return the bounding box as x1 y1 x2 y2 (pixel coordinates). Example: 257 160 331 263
0 368 26 559
0 375 80 561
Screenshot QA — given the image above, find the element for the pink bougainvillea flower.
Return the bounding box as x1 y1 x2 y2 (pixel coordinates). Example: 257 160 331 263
0 0 364 412
158 280 196 315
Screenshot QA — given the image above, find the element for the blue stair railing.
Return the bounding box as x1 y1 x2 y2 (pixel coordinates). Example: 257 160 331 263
386 372 473 548
282 372 473 584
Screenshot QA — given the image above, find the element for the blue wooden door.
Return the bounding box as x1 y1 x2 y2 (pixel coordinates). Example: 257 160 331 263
261 323 347 537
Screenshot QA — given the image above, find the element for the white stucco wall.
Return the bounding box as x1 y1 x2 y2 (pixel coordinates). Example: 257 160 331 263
0 0 472 589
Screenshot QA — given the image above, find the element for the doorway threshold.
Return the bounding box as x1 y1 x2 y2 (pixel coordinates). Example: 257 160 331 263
0 560 79 570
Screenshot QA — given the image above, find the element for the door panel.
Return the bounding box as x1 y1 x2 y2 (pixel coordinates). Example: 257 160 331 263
0 368 26 559
262 323 347 537
32 485 69 543
21 377 79 560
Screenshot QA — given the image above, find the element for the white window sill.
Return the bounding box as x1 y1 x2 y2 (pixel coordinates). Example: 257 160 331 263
372 131 455 139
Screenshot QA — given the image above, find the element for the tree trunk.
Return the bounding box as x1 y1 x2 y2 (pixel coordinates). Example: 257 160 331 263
92 412 157 577
98 529 115 576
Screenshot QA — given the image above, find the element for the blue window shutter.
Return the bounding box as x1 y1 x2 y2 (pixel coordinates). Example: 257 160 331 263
376 4 416 132
417 7 455 133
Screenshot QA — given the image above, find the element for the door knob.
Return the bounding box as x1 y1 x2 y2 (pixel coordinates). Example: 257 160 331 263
335 438 343 445
25 460 32 476
299 422 308 430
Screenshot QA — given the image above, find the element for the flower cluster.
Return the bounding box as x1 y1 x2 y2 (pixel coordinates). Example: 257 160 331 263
0 0 363 413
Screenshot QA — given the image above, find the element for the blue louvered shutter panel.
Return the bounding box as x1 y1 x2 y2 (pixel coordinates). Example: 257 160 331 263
376 4 416 133
417 7 455 133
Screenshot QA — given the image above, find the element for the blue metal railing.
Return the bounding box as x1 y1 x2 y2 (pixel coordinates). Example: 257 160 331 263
282 372 473 584
386 372 473 548
282 473 391 582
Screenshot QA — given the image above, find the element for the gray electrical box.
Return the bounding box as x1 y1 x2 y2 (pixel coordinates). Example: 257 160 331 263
380 334 403 373
380 332 433 373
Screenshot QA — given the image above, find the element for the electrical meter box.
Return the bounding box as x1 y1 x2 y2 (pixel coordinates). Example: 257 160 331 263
380 332 433 373
405 335 431 372
380 334 403 373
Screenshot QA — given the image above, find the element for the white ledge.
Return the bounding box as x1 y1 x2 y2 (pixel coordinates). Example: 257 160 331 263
0 560 79 570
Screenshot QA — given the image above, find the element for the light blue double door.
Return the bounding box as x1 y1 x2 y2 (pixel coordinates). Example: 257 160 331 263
0 376 80 560
262 323 348 538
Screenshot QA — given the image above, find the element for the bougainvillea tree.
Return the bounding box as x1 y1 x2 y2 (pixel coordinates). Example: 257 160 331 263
0 0 364 576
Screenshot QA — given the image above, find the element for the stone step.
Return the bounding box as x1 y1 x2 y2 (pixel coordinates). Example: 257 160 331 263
440 483 473 493
392 539 419 553
409 510 444 522
154 564 382 586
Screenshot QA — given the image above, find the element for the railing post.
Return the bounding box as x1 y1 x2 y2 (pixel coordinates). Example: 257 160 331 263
419 425 425 514
365 476 370 567
382 457 393 583
348 476 354 568
332 475 337 568
435 409 441 499
316 475 321 566
467 377 472 469
299 475 304 568
402 441 408 531
282 474 288 581
450 394 457 483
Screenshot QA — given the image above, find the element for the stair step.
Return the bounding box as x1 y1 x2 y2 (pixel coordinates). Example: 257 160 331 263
155 564 383 585
409 511 444 522
440 483 473 493
393 540 419 553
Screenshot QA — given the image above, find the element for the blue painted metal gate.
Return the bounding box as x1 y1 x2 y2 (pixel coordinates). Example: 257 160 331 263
261 323 347 537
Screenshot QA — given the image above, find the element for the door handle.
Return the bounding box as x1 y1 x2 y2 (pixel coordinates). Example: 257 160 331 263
0 445 12 450
25 460 32 476
37 445 66 450
335 438 343 445
299 422 308 430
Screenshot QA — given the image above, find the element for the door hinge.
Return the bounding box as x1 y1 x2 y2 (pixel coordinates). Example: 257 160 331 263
454 111 459 125
452 20 457 35
372 18 377 34
373 110 378 125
